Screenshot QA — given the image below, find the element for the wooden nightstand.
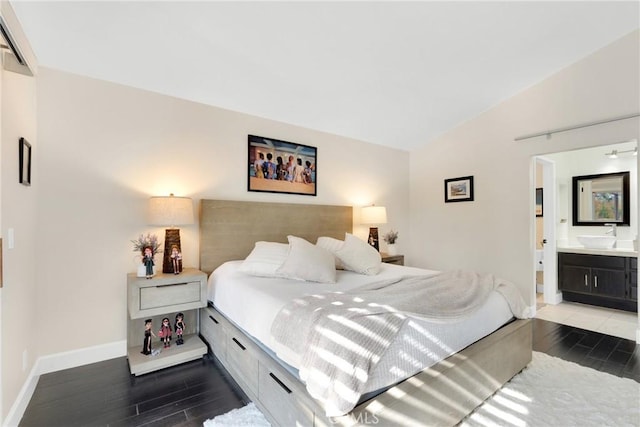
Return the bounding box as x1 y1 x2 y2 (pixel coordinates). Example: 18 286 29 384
126 268 208 375
381 254 404 265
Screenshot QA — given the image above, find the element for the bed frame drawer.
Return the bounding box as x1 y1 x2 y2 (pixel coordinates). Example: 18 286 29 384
258 361 315 427
200 308 227 361
226 332 259 394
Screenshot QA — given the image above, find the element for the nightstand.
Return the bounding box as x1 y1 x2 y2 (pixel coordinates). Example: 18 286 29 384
381 254 404 266
126 268 208 375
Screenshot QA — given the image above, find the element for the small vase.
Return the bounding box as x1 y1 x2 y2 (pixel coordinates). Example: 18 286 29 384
137 264 147 277
387 244 398 256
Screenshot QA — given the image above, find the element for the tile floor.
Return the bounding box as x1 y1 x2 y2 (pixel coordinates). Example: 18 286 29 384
536 293 638 341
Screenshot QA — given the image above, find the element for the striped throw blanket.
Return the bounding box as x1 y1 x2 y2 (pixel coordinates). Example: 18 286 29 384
270 270 530 416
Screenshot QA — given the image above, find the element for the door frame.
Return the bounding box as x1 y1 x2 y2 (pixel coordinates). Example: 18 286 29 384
536 156 562 305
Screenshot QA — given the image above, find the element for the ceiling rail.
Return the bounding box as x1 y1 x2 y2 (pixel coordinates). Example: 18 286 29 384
0 16 33 76
514 113 640 142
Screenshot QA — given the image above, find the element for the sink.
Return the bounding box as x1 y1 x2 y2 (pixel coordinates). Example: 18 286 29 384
577 235 616 249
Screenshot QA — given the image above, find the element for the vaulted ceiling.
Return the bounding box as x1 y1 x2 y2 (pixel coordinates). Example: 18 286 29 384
9 1 640 150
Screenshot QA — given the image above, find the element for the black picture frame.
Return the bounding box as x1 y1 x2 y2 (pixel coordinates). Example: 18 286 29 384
536 188 543 217
248 134 317 196
19 137 31 186
572 171 630 226
444 175 474 203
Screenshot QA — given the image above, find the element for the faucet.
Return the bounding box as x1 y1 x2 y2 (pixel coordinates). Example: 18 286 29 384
605 223 617 248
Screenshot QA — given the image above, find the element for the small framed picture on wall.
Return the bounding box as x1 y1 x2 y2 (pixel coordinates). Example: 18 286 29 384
444 175 474 203
19 137 32 186
536 188 543 217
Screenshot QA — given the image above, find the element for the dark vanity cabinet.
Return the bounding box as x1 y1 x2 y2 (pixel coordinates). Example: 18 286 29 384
558 252 637 312
630 257 638 301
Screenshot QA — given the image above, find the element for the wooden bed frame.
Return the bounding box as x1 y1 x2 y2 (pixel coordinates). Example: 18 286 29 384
199 199 532 427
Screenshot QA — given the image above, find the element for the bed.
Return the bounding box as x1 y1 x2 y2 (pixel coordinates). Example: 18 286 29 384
199 199 532 427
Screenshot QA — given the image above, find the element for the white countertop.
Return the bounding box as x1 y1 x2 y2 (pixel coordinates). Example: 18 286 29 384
557 246 638 257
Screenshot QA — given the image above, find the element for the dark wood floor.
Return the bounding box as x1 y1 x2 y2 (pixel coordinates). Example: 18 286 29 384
19 354 249 427
532 318 640 381
20 319 639 427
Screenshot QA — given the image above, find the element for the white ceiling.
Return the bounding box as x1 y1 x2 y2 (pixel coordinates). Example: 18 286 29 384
8 1 640 151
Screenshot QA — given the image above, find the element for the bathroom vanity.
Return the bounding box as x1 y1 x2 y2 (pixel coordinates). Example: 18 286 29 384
558 248 637 312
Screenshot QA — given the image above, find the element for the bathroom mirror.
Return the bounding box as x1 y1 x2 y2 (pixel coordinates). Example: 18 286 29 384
572 171 630 226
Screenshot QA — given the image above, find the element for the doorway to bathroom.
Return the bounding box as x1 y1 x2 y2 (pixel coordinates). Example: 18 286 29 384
535 157 559 307
533 140 639 342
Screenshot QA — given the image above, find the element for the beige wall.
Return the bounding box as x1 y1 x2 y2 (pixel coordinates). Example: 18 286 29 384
408 30 640 308
33 67 410 357
1 69 38 425
0 1 38 422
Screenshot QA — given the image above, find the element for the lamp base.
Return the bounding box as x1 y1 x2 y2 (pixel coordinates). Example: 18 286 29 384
368 227 380 252
163 228 183 274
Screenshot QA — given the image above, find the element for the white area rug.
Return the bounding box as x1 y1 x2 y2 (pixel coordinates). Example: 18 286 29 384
203 352 639 427
461 352 639 426
203 402 270 427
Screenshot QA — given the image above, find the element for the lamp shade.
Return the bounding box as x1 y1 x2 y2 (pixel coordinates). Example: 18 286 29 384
148 194 194 227
361 206 387 225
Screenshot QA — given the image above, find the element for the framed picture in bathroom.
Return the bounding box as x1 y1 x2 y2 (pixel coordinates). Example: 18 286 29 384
535 188 543 217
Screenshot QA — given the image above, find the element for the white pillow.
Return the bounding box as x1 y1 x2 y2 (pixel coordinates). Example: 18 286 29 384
316 236 345 269
277 235 336 283
239 241 289 278
334 233 382 275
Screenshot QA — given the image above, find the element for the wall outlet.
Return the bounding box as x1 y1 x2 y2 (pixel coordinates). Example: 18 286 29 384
22 349 28 371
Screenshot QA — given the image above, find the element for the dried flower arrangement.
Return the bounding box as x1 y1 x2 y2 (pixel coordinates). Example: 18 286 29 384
131 233 162 257
383 230 398 244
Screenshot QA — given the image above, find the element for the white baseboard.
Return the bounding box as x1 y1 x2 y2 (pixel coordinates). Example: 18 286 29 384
2 340 126 427
636 327 640 344
35 340 126 375
2 365 39 427
543 291 563 305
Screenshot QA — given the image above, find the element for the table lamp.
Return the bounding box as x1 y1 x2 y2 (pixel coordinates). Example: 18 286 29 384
149 193 194 274
361 205 387 251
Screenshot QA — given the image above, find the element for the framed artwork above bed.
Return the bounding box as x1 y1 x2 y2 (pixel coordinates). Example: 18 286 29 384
248 134 317 196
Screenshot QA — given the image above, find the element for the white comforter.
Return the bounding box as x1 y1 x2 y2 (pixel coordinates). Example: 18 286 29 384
207 262 520 413
207 261 439 349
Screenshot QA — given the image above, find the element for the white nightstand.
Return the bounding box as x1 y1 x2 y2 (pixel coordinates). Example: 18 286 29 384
126 268 208 375
381 254 404 266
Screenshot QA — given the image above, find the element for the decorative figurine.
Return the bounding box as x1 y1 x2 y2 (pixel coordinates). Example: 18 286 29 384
141 319 156 355
175 312 185 345
143 246 154 279
158 317 172 348
170 245 182 275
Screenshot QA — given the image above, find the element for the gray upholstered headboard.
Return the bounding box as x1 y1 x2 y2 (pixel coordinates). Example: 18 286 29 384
199 199 353 274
